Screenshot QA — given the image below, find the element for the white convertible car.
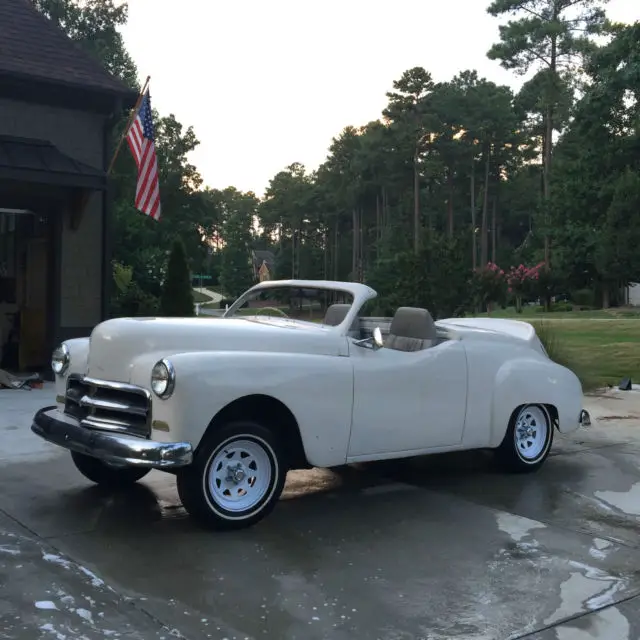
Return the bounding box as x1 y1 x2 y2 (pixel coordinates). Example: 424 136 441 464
32 279 590 530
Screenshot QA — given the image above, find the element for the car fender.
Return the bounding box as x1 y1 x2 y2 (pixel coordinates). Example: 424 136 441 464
489 357 583 447
130 350 354 468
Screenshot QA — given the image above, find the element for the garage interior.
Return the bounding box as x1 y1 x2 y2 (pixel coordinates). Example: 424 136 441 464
0 136 109 377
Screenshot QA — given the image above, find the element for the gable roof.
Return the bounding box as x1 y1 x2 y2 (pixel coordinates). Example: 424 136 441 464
0 0 133 97
252 250 275 267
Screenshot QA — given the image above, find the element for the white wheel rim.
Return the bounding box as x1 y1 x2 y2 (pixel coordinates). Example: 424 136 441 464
514 405 549 461
207 438 273 513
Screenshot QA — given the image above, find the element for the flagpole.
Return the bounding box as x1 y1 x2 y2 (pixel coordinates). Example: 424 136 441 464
106 74 151 176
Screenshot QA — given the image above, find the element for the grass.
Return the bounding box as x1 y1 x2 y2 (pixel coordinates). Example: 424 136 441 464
192 290 211 303
479 307 640 390
480 305 640 319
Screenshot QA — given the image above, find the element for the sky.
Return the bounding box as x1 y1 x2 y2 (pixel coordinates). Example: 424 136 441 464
120 0 638 197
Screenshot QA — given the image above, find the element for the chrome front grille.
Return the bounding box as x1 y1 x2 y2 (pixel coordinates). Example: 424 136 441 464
65 375 151 438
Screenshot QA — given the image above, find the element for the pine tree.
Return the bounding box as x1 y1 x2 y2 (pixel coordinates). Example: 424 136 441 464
159 239 195 316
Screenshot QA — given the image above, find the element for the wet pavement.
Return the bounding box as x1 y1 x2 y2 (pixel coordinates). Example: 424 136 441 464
1 385 640 639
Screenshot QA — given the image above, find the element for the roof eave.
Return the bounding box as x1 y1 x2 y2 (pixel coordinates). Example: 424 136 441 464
0 69 138 112
0 166 106 190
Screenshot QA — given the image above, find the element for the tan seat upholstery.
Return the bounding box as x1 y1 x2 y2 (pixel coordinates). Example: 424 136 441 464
323 304 351 326
384 307 437 352
323 304 359 334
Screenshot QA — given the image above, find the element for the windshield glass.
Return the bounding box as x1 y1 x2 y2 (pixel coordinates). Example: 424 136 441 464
225 286 354 324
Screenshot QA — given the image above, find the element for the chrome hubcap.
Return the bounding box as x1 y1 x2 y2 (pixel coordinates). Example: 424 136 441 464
226 463 246 484
207 438 273 513
514 406 549 461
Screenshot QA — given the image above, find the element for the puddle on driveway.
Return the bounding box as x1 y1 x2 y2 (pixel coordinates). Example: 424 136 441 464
595 482 640 517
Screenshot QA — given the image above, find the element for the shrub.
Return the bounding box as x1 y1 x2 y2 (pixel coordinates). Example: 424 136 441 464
110 281 159 317
110 261 159 317
571 288 595 308
506 262 547 312
367 234 473 319
471 262 507 312
537 301 573 313
159 239 195 317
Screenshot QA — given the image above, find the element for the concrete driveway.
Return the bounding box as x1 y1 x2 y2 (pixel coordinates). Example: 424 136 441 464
1 386 639 639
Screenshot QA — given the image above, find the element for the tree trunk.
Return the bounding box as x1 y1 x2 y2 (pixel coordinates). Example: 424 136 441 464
323 228 328 279
291 228 295 279
543 30 558 269
359 208 364 282
413 154 420 254
543 106 552 268
470 166 477 270
352 208 358 280
481 144 491 266
375 192 381 259
333 221 339 280
491 195 497 263
447 168 454 237
382 186 388 229
602 285 610 309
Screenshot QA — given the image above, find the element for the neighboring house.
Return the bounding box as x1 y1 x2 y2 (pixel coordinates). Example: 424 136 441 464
251 250 275 282
626 282 640 307
258 261 271 282
0 0 136 375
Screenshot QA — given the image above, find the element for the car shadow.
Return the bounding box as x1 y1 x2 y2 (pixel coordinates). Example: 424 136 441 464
48 446 594 539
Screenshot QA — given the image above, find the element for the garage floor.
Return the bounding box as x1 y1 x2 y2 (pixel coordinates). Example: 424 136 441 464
1 385 640 639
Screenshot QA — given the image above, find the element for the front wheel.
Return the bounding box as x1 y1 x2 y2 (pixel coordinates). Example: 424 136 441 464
71 451 151 487
176 421 286 531
495 404 553 473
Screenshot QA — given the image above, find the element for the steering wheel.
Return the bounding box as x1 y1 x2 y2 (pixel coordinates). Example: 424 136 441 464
253 306 289 318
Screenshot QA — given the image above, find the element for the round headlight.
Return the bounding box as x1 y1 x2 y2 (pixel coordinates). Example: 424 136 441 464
51 343 70 375
151 359 175 399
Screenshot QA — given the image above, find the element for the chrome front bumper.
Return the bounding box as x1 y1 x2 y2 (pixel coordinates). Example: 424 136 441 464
32 406 193 469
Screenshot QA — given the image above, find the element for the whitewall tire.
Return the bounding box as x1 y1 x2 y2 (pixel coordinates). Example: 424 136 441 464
495 404 553 473
177 421 286 530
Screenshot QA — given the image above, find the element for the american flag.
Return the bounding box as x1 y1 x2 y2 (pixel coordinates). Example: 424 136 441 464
126 90 161 220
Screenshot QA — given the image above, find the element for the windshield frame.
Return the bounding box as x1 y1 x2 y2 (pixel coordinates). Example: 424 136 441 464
222 280 377 334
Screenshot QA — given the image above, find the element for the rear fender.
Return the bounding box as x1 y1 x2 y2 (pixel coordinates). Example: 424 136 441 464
490 357 583 447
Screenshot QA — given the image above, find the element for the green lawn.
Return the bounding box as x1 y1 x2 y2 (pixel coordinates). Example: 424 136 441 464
478 307 640 389
480 305 640 319
192 290 211 304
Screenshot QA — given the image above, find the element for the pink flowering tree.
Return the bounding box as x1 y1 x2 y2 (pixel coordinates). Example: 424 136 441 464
506 262 545 312
471 262 507 313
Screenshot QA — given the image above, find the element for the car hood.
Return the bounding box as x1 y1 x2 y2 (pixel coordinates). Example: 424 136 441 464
86 316 342 382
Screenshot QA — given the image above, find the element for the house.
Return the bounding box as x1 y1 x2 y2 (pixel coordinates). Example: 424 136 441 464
0 0 136 375
251 250 275 282
626 282 640 307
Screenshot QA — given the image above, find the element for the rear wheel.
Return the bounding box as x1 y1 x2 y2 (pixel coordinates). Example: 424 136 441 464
71 451 150 487
495 404 553 473
177 420 287 531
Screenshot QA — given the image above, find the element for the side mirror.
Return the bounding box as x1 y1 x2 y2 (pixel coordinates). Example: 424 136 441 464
354 326 384 350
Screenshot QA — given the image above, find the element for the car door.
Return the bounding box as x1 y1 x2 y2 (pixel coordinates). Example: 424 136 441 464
347 339 468 459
